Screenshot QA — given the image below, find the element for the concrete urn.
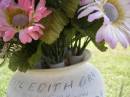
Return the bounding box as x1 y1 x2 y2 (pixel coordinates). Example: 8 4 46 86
7 51 105 97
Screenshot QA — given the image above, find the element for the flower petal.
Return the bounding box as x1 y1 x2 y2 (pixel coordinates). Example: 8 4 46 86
18 0 32 12
34 0 51 22
88 11 103 22
27 26 43 40
28 31 40 40
103 15 111 25
3 30 15 42
34 23 45 29
19 30 32 44
0 31 4 37
103 26 117 48
27 26 40 33
114 27 129 48
0 9 9 26
96 25 106 42
96 25 118 49
37 0 46 7
0 0 14 9
80 0 94 6
78 6 100 19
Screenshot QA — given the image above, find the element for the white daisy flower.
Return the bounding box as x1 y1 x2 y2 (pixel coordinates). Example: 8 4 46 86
78 0 130 48
80 0 95 6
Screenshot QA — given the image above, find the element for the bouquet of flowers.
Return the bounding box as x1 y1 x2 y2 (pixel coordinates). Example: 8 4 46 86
0 0 130 72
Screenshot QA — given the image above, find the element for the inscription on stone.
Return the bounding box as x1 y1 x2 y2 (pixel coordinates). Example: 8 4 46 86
8 70 105 97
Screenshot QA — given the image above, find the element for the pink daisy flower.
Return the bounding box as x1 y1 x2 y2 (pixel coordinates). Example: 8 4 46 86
0 0 51 44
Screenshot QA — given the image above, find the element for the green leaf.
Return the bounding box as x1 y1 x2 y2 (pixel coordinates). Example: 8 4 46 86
61 0 80 18
28 43 43 66
72 18 108 52
41 9 69 44
9 49 31 72
46 0 79 18
87 19 108 51
46 0 61 8
8 42 39 72
63 27 77 46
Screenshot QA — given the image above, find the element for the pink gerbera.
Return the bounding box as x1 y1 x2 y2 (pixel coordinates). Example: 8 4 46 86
0 0 51 44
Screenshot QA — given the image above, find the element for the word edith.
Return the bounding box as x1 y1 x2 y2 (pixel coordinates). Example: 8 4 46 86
13 72 96 94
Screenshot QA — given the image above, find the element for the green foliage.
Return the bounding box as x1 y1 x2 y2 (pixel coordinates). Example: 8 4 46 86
0 41 4 50
85 19 107 52
41 39 66 65
9 49 31 72
61 0 80 18
41 9 69 44
1 46 130 97
8 42 39 72
42 0 80 44
28 42 43 66
4 0 108 71
29 36 67 68
6 0 81 70
62 26 77 46
0 42 7 67
71 18 108 52
46 0 80 18
46 0 62 8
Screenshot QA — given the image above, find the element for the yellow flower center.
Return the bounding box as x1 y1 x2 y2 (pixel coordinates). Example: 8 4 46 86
103 3 119 22
102 0 125 25
12 14 29 28
5 7 30 29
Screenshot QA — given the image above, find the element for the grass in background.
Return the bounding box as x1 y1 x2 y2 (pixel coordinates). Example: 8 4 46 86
0 63 13 97
0 43 130 97
88 43 130 97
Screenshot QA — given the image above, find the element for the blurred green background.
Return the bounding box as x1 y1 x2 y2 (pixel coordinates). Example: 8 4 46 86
0 43 130 97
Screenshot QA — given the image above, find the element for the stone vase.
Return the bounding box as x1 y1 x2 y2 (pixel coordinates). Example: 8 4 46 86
7 51 105 97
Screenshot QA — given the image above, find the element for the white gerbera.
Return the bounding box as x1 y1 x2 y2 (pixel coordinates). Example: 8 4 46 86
78 0 130 48
80 0 95 6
